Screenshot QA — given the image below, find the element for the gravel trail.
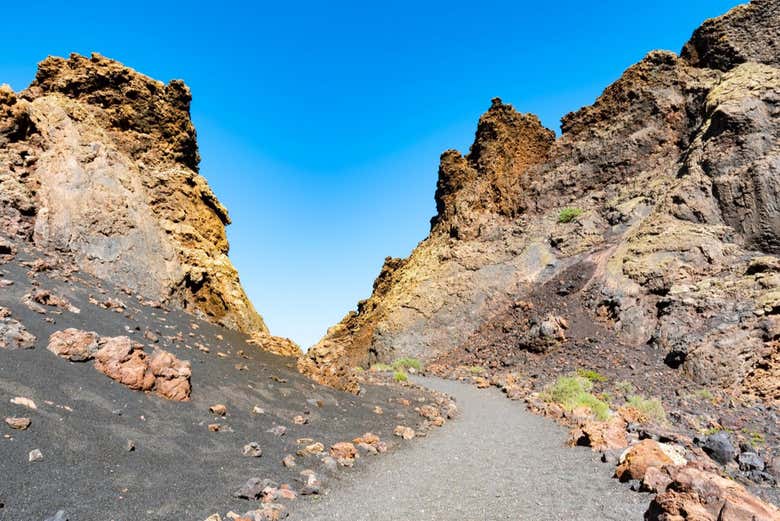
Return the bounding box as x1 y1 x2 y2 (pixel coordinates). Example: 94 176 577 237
294 376 647 520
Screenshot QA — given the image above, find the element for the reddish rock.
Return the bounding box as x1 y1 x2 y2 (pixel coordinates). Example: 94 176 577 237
569 417 628 451
393 425 415 440
148 349 191 401
94 336 155 392
209 404 228 416
47 329 99 362
4 417 31 430
615 440 683 482
417 405 441 421
296 442 324 457
93 336 191 401
330 442 358 465
353 432 381 448
646 464 780 521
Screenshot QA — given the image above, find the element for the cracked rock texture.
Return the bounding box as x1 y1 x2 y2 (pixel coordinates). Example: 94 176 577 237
301 0 780 405
0 53 268 337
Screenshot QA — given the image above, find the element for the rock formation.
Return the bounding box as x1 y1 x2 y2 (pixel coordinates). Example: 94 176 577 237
0 53 268 336
300 0 780 410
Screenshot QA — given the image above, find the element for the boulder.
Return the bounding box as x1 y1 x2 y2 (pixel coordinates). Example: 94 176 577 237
701 432 736 465
148 349 191 401
615 440 685 482
93 336 191 401
94 336 155 392
569 416 628 451
47 329 99 361
0 314 36 350
646 464 780 521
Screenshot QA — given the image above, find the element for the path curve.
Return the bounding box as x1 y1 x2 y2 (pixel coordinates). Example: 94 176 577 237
294 377 647 520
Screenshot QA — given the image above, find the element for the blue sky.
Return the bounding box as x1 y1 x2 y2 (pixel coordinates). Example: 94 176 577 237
3 0 741 348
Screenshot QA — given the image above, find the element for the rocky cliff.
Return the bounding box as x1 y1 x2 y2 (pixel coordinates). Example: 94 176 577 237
0 53 280 342
300 0 780 404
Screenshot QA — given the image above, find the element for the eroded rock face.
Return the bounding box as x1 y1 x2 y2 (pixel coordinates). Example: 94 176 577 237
302 0 780 404
0 53 267 337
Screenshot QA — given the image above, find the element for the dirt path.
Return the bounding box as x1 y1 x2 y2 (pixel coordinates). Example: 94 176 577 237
293 376 647 520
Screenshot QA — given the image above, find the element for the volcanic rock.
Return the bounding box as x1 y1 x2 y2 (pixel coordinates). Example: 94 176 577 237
4 417 31 430
93 336 191 400
646 464 780 521
0 314 36 349
0 53 270 339
299 0 780 422
47 329 99 361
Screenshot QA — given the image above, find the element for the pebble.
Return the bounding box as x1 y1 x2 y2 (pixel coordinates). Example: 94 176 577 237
4 417 31 430
393 425 415 440
267 425 287 437
10 397 37 410
28 449 43 462
282 454 296 468
209 404 228 416
242 442 263 458
126 440 136 452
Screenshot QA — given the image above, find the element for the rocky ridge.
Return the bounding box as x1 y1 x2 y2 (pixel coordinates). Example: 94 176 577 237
0 53 295 353
301 0 780 407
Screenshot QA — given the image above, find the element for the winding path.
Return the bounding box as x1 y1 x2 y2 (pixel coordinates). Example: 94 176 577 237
294 377 647 520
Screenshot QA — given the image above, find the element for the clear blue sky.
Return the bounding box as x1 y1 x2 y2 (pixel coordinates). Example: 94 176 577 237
3 0 741 348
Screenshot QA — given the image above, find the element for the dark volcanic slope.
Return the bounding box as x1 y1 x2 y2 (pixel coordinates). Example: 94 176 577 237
0 243 446 520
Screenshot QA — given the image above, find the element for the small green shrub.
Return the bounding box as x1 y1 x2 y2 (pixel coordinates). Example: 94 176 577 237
627 395 666 423
558 207 584 223
694 389 714 401
615 380 636 395
393 370 408 382
392 358 423 371
742 428 765 446
370 363 393 372
543 376 610 421
467 366 485 375
576 368 607 383
701 427 729 436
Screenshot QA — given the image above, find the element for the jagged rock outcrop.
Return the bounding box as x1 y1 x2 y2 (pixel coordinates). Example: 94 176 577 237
0 53 268 336
300 0 780 407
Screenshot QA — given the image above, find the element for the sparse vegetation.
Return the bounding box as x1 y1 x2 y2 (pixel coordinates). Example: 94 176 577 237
615 380 636 395
694 388 714 401
742 428 766 446
467 366 485 375
576 368 607 383
542 376 610 421
701 427 730 437
558 207 584 223
626 395 666 423
392 358 423 371
370 363 393 372
393 370 408 382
